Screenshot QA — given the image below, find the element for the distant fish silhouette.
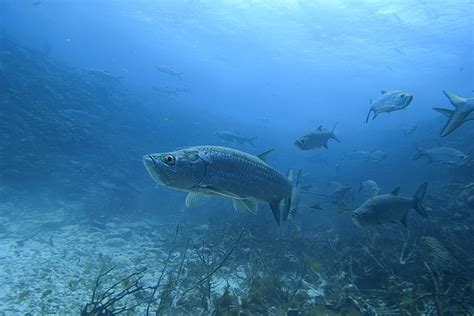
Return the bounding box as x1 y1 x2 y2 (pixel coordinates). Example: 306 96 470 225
393 48 406 56
31 1 41 6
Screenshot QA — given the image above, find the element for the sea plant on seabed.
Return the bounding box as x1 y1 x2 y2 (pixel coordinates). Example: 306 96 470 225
80 266 147 315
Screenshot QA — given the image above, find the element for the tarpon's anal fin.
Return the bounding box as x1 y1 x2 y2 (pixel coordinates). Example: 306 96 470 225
233 199 246 213
185 192 211 208
391 187 401 196
433 107 455 117
233 199 257 214
257 149 274 162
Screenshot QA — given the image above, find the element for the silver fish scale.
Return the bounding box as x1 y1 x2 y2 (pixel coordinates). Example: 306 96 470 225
196 146 291 202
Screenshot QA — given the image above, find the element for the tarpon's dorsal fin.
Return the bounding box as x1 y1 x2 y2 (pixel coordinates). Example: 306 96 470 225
185 192 211 208
233 199 257 214
257 149 274 162
317 125 323 131
391 187 401 196
443 91 466 107
433 107 455 117
381 90 387 95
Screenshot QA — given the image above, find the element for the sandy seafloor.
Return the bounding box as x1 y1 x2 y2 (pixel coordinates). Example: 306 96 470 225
0 200 325 314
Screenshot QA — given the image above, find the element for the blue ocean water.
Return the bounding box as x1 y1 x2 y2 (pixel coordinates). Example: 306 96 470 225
0 0 473 314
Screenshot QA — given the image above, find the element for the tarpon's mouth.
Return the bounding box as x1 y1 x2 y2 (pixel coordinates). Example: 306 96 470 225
143 154 165 185
295 140 303 150
405 95 414 106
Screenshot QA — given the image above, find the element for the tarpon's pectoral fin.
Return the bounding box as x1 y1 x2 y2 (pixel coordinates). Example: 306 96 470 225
381 90 387 95
269 201 281 225
257 149 274 162
433 107 455 117
391 187 401 196
317 125 323 131
185 192 211 208
233 199 258 214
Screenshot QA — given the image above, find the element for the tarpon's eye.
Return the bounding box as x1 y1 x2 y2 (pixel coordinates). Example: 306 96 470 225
162 154 176 165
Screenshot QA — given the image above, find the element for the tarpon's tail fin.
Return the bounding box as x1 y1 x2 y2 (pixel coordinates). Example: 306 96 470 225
176 72 184 80
443 91 466 107
413 146 425 160
365 108 373 123
413 182 428 217
433 107 455 117
248 137 258 147
330 123 341 143
282 169 302 222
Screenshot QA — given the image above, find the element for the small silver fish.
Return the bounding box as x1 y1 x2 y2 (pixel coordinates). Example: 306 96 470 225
295 123 340 150
366 90 413 123
352 183 428 227
143 146 301 225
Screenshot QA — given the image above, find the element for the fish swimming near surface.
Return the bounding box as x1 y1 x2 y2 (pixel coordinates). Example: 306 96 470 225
57 109 100 125
433 91 474 137
352 183 428 227
153 86 179 97
295 123 340 150
413 146 470 166
215 131 257 147
365 90 413 123
155 65 183 80
143 146 301 225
